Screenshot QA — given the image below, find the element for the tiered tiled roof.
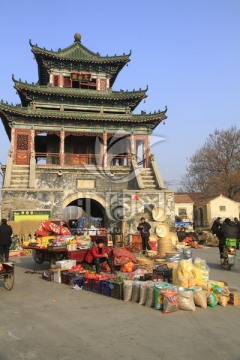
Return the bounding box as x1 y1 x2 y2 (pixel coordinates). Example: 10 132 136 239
30 34 131 86
0 100 166 134
14 80 147 110
0 33 168 140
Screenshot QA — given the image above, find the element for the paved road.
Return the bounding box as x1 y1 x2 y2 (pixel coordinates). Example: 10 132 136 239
0 247 240 360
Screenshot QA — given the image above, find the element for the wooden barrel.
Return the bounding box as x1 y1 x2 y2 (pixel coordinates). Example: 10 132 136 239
156 223 169 238
152 207 167 222
157 236 173 258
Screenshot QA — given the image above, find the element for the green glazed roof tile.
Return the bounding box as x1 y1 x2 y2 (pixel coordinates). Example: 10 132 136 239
30 40 130 64
14 81 147 101
0 101 167 124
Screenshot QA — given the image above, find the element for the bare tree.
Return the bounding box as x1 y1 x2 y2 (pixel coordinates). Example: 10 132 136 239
180 126 240 199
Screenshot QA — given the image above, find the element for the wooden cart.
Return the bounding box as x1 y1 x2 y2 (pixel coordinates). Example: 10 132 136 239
22 246 88 265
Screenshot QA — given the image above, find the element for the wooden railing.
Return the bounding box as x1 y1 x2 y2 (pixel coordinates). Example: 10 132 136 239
35 152 131 167
36 153 60 165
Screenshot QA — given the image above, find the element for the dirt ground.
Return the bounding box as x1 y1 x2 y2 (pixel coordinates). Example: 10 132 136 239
0 247 240 360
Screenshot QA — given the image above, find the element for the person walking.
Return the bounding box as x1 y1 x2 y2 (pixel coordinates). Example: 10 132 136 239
0 219 13 262
137 217 151 253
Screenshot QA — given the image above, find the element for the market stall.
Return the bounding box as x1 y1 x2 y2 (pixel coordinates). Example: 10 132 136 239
22 245 88 265
22 219 110 265
40 245 240 312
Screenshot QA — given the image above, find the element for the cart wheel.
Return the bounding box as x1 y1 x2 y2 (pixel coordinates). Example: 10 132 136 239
33 251 44 264
4 273 14 290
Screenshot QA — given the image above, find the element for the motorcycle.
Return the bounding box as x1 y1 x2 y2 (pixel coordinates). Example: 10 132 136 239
222 238 237 270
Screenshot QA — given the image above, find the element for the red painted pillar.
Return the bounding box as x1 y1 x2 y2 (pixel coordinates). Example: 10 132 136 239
60 130 65 166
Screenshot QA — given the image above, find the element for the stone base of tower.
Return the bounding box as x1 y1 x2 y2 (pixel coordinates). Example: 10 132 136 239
1 164 175 230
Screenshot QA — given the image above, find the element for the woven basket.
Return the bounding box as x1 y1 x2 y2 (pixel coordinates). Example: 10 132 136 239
156 223 169 238
136 257 154 266
169 231 179 247
157 236 173 258
152 207 166 222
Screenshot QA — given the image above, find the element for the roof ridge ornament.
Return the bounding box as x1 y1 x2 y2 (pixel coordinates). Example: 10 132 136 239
74 33 81 42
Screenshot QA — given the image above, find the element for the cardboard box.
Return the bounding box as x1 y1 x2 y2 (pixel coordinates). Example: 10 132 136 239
56 260 76 269
234 291 240 306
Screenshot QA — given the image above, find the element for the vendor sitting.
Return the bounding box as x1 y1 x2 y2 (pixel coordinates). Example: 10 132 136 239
85 239 116 274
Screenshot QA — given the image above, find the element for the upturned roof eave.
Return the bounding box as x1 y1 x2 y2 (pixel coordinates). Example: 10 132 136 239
13 81 148 101
31 45 131 64
0 102 167 124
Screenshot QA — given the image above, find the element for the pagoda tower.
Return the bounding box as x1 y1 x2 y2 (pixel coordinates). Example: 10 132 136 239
0 33 174 230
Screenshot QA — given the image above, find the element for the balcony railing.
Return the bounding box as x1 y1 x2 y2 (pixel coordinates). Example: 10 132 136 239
36 153 60 165
35 152 131 167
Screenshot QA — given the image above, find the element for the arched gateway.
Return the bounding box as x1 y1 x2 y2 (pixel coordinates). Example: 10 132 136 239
0 33 175 230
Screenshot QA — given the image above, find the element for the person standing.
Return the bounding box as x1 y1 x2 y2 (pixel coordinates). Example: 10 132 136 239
137 217 151 253
0 219 13 262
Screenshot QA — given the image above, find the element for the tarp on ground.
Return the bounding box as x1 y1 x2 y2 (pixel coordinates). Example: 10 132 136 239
111 247 137 266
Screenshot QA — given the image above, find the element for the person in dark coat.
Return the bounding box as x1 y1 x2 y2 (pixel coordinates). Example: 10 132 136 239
218 218 240 264
234 217 240 249
211 217 222 237
0 219 13 262
137 217 151 253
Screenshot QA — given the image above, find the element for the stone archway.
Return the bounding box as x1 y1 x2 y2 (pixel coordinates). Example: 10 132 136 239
63 191 107 210
62 191 110 227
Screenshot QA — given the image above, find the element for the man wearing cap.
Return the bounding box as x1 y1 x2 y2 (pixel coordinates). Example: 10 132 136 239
0 219 13 262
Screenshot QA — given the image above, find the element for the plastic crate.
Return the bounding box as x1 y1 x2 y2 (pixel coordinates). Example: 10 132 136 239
139 273 154 281
153 267 172 283
70 273 85 287
91 279 102 294
82 279 93 292
100 280 111 297
61 270 70 285
109 281 123 300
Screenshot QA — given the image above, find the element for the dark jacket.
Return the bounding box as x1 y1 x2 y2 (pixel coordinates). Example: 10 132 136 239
0 223 13 246
219 221 239 242
137 221 151 238
211 219 222 236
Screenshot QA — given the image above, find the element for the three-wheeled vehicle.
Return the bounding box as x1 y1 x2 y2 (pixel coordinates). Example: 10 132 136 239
0 258 14 290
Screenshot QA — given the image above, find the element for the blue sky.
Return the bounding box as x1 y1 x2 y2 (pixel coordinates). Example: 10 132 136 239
0 0 239 189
